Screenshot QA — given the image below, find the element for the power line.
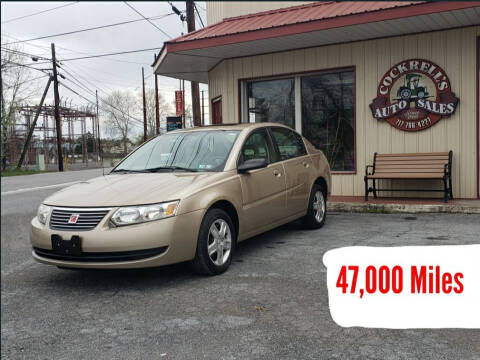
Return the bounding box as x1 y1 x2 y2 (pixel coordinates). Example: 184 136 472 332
0 47 51 61
2 2 79 24
123 2 172 38
58 70 145 126
15 74 50 87
60 81 144 128
56 46 164 62
60 62 114 96
2 61 51 74
2 13 174 46
55 45 150 66
194 3 205 28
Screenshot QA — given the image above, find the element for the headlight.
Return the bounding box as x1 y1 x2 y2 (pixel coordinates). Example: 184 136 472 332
37 204 51 225
110 201 179 226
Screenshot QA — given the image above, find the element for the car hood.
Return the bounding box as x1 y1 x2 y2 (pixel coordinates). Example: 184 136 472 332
44 172 224 207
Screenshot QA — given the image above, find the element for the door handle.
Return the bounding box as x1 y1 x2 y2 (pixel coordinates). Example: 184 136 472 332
273 169 282 177
302 161 310 168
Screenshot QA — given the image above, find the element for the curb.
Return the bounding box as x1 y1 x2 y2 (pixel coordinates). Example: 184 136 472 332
328 202 480 214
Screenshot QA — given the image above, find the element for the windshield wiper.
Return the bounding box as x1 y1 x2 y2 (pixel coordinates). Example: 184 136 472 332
110 169 149 173
145 166 198 173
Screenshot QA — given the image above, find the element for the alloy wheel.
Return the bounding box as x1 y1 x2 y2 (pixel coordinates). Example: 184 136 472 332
313 191 325 223
207 219 232 266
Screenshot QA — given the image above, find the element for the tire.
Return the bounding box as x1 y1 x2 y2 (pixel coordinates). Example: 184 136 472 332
417 90 425 99
302 184 327 229
400 88 411 101
192 208 235 275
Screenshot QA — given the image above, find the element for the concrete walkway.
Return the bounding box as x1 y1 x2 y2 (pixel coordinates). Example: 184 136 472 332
328 196 480 214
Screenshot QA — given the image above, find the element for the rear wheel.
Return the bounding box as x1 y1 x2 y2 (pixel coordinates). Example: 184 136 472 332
302 184 327 229
192 208 235 275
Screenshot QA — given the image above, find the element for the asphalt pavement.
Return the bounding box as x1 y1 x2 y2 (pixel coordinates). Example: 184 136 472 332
1 170 480 359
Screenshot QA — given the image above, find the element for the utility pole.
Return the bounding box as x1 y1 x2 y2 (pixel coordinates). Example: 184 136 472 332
201 90 205 126
142 67 147 141
186 0 201 127
51 43 64 171
17 78 52 168
155 74 160 135
96 90 101 162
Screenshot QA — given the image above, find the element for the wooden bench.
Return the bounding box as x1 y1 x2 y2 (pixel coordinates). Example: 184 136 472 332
364 151 453 203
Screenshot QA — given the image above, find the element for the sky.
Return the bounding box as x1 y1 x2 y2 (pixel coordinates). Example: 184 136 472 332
1 1 209 136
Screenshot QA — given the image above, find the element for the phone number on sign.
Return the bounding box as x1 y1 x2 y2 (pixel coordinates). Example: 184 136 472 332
336 265 464 298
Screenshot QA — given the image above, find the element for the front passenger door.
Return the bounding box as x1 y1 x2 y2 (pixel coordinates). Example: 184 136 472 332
238 129 286 233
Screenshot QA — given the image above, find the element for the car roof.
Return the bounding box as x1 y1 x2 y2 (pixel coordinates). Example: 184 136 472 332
170 122 291 133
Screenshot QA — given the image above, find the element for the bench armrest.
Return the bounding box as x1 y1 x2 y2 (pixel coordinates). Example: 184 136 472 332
365 165 374 176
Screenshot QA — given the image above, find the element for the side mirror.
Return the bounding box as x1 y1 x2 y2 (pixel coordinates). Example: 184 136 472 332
237 158 268 173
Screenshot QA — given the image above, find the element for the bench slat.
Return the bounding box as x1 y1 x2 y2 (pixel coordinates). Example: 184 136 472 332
368 173 445 179
376 164 445 169
376 152 449 157
375 169 443 175
376 156 449 161
375 159 449 165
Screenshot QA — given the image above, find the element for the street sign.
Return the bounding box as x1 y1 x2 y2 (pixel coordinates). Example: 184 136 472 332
167 116 182 132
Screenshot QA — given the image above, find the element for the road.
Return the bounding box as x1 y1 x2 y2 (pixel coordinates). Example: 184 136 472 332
2 170 480 359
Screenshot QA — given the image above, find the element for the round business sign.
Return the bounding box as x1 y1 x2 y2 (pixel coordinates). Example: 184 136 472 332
369 59 459 131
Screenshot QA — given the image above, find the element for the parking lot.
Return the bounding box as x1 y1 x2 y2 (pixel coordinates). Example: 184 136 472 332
2 172 480 359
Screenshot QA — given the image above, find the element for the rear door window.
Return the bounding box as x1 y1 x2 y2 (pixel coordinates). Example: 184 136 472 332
269 127 307 160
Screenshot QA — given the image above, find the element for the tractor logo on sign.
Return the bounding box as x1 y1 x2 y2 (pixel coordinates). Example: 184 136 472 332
370 59 459 131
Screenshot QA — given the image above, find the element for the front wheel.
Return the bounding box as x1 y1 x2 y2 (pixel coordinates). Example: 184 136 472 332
302 184 327 229
192 208 235 275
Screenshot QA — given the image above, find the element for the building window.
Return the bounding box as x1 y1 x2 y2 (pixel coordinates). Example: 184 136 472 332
247 78 295 128
301 70 355 172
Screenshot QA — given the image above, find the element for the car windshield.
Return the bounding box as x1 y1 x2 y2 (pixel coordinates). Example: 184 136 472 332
112 130 240 173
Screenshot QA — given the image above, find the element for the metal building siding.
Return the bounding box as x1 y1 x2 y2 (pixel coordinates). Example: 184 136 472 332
208 26 479 199
206 1 313 26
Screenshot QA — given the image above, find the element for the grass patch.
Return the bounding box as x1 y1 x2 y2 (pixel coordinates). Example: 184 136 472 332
1 168 44 177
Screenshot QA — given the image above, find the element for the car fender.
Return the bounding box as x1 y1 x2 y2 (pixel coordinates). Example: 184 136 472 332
176 173 244 236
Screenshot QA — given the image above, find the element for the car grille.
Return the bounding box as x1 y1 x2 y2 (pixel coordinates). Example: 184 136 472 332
49 207 111 231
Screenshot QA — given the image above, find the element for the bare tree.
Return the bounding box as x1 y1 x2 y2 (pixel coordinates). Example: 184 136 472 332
1 41 41 170
144 88 171 137
102 90 138 156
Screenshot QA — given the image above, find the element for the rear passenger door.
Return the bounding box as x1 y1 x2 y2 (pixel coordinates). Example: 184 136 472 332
269 127 313 217
238 129 286 233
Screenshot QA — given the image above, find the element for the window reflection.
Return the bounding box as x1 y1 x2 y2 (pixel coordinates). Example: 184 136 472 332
301 71 355 171
247 78 295 128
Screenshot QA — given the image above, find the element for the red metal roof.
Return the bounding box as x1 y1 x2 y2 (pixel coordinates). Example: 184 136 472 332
174 1 421 43
154 1 480 82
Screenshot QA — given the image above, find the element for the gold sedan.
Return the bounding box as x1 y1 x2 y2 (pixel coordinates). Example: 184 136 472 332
31 123 331 275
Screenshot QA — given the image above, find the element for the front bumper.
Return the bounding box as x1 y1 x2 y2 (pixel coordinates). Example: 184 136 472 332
30 208 204 269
